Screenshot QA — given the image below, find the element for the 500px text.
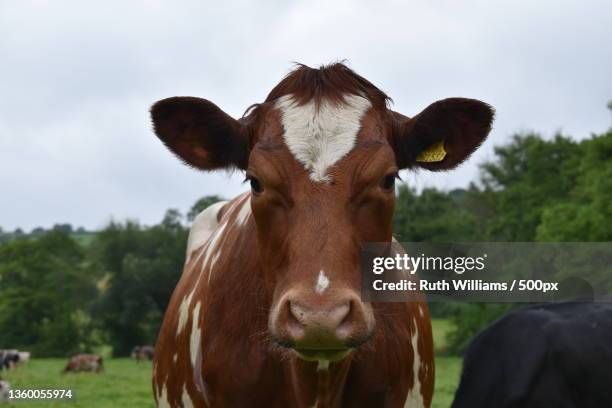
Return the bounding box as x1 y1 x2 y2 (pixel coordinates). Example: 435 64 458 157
373 279 559 293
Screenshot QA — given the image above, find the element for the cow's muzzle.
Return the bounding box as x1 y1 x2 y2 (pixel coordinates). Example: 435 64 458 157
270 290 374 361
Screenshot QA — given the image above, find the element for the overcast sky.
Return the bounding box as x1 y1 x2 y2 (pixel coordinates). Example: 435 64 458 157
1 0 611 231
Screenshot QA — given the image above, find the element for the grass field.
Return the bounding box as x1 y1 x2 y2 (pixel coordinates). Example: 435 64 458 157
431 318 462 408
1 359 153 407
431 356 462 408
1 320 462 407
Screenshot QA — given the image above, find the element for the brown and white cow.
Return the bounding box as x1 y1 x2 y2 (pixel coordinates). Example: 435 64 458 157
63 354 103 373
151 63 493 407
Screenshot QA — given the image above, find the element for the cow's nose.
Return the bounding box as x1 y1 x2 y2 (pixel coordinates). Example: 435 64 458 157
288 300 350 340
273 293 373 359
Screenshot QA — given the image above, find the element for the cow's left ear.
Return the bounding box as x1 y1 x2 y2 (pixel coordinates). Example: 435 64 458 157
391 98 494 170
151 97 252 171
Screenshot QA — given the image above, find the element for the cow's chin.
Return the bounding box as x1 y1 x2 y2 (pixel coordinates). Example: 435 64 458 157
293 349 350 362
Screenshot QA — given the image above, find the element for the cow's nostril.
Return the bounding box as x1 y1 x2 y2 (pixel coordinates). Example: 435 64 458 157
282 300 305 341
327 302 351 329
337 304 354 335
288 302 307 325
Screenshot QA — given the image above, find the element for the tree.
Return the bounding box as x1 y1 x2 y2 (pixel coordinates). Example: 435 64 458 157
52 223 73 234
393 186 482 242
31 227 46 236
187 195 224 222
479 133 580 240
537 130 612 241
0 231 98 356
92 215 188 355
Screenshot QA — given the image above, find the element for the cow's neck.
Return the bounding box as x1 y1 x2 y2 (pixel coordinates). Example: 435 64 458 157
285 357 353 407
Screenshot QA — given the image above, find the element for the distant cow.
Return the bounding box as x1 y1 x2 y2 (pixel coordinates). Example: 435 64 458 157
131 346 154 362
452 302 612 408
0 351 19 371
63 354 103 373
0 378 10 402
16 351 30 367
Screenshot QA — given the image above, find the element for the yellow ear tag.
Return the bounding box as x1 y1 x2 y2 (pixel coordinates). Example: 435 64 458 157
416 141 447 163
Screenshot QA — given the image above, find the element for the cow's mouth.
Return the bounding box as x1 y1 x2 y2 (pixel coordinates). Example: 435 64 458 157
294 348 350 362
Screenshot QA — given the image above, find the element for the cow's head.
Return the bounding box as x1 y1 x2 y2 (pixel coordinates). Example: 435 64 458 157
151 63 493 361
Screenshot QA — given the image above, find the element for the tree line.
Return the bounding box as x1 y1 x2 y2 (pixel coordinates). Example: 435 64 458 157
0 126 610 357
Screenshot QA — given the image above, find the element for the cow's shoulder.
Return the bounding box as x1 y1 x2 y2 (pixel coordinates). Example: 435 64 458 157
186 200 228 260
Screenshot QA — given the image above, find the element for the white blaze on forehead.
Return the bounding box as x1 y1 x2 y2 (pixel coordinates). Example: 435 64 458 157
276 94 372 182
315 270 330 294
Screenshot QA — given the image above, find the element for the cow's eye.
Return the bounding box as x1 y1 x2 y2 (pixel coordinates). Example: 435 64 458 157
249 177 263 195
381 173 398 193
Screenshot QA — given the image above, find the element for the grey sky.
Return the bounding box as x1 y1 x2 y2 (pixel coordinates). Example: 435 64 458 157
1 0 611 231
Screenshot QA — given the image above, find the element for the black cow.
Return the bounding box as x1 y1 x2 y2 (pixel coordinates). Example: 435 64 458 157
130 345 154 362
452 302 612 408
0 350 19 371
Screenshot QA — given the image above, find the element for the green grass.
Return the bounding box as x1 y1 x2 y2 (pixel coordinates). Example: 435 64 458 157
431 318 454 355
1 320 462 407
431 318 462 408
2 358 153 408
432 356 462 408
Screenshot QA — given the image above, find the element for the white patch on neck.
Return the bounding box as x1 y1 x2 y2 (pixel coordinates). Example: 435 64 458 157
181 384 194 408
315 270 330 294
176 289 196 336
204 221 228 285
189 302 202 368
317 360 329 371
185 200 227 259
157 383 170 408
404 319 424 407
235 196 251 226
276 94 372 182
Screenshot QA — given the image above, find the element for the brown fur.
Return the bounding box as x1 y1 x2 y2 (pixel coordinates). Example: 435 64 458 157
63 354 103 373
150 63 493 407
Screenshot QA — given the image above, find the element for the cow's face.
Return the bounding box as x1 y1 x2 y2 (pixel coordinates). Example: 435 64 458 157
151 64 493 361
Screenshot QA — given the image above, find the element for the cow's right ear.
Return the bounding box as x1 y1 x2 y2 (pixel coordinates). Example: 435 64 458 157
151 97 251 170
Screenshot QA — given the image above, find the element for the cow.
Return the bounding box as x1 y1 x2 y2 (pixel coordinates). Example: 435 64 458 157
150 62 494 407
0 378 9 403
452 302 612 408
16 351 30 367
132 346 155 362
63 354 104 373
0 351 19 371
